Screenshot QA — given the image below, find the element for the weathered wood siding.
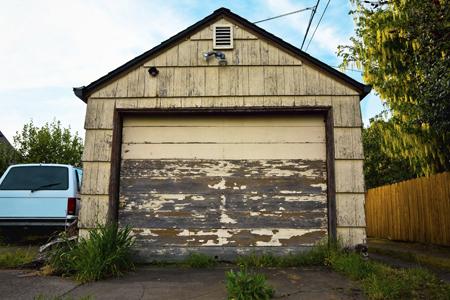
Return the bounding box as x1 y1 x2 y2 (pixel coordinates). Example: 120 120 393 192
80 17 366 251
119 114 327 260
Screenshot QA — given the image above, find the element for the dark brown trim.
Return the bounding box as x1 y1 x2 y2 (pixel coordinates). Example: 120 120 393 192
109 106 337 239
326 108 337 242
108 108 123 225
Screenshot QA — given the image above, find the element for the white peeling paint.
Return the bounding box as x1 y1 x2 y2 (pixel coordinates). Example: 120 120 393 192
208 179 227 190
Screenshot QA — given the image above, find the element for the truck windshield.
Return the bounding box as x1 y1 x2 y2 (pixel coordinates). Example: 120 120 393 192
0 166 69 191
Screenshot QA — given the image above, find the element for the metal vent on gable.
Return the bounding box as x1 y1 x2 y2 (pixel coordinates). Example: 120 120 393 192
213 24 233 49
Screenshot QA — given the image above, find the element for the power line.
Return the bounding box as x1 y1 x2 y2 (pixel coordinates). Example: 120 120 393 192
254 7 315 24
332 66 364 73
305 0 331 52
301 0 320 50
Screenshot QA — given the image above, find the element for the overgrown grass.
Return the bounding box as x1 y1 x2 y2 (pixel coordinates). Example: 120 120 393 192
332 251 450 299
175 250 217 269
0 246 38 267
235 239 338 268
230 240 450 299
370 245 450 272
47 222 136 283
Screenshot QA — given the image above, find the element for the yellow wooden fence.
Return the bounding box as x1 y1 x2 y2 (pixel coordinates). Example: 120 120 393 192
365 171 450 246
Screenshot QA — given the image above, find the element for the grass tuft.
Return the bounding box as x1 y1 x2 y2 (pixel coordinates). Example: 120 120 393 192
176 250 217 268
0 246 38 267
235 238 338 268
47 222 137 283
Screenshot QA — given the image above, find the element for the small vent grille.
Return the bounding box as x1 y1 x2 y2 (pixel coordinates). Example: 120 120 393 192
213 25 233 49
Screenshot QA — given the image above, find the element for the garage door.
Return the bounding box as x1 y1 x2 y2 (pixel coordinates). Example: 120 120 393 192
119 113 327 260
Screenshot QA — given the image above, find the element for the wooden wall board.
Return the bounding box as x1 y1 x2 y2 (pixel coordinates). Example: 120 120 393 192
122 143 325 160
336 193 366 227
127 228 326 248
334 128 364 159
82 130 113 162
84 99 115 130
81 162 111 195
336 227 366 246
122 126 325 144
122 113 325 127
332 96 363 128
335 160 365 193
78 195 109 228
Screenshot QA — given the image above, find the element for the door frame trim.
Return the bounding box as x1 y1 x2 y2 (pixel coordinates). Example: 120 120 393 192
108 106 337 241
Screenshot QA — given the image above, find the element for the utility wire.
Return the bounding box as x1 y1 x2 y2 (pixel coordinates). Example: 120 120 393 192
305 0 331 52
332 66 364 73
301 0 320 50
254 7 315 24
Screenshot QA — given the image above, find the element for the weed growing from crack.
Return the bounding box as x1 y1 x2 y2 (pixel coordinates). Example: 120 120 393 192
222 267 274 300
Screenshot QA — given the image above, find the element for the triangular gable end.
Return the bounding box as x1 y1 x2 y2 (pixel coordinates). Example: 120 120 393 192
75 8 371 102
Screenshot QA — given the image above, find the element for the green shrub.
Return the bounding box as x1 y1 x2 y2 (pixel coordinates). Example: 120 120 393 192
222 267 275 300
48 222 136 283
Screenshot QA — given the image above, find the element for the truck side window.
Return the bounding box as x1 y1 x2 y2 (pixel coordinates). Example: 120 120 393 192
75 169 82 191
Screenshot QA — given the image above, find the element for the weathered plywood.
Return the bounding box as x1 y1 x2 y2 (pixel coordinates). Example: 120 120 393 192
122 126 325 144
130 228 326 247
81 162 111 195
78 195 109 228
98 64 360 99
335 160 365 193
122 143 326 160
84 99 115 130
82 130 113 162
123 114 325 127
334 128 364 159
333 96 363 127
119 158 327 251
336 193 366 227
121 114 326 160
337 227 366 246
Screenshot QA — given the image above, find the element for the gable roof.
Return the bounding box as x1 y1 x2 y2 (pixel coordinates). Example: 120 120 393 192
0 131 13 150
74 7 371 103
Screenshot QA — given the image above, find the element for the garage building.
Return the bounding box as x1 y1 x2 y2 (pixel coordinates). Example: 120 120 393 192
74 8 371 261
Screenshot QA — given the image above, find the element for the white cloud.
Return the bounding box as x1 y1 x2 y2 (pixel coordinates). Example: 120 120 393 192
0 0 382 144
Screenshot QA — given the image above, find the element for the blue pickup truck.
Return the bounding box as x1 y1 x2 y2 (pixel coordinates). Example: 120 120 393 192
0 164 82 227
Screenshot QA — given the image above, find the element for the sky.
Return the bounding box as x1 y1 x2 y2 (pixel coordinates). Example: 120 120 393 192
0 0 383 144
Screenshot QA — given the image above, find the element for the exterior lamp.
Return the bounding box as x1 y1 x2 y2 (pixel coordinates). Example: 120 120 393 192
202 51 227 66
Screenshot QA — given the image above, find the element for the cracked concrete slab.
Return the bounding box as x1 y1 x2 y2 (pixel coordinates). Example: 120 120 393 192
64 266 367 300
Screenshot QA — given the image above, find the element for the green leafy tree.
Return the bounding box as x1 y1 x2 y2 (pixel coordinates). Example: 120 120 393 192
13 119 83 168
0 142 14 177
363 115 419 189
338 0 450 176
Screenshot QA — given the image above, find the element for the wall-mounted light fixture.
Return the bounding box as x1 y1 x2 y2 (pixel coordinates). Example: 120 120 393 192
148 67 159 76
202 51 227 66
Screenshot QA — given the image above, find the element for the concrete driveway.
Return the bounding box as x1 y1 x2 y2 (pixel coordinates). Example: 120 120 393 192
1 265 367 300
